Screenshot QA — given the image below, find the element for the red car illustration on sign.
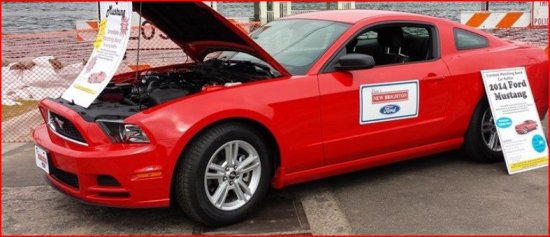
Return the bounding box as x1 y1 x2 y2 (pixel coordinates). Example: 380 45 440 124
32 3 548 226
87 71 107 84
515 120 538 134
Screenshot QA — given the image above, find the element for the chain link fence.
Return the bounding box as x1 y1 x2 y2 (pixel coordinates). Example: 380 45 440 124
1 15 547 143
1 22 261 143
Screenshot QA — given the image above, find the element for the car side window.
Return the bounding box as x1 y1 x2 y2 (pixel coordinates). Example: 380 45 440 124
324 23 438 72
454 28 488 50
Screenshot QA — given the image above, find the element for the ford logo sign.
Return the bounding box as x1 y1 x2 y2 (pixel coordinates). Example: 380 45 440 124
380 105 400 115
496 117 512 128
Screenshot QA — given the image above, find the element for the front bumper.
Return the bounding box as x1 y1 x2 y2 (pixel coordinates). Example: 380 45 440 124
32 124 170 208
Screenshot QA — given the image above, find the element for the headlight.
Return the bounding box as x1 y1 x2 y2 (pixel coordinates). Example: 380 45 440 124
97 120 150 143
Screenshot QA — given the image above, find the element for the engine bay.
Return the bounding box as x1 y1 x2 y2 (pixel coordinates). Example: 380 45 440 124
57 59 276 122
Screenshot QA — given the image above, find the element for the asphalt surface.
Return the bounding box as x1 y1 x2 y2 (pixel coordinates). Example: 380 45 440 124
2 118 548 235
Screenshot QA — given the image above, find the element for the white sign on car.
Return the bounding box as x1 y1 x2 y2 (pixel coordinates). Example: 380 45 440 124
360 80 419 124
62 2 132 108
481 67 548 174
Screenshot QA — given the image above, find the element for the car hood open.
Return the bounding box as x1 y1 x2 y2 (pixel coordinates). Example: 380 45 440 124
133 2 290 76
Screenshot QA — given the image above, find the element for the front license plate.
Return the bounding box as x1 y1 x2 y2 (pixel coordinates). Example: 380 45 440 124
35 145 49 174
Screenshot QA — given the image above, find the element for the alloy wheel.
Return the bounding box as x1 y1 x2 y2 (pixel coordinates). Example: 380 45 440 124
204 140 262 211
481 108 502 152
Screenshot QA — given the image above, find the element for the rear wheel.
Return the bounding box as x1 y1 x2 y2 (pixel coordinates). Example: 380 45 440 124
173 123 272 226
463 99 504 163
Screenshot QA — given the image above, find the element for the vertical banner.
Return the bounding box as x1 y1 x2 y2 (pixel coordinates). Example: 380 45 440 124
62 2 132 108
481 67 548 174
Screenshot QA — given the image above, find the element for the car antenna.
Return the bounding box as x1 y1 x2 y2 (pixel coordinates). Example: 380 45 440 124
135 2 144 111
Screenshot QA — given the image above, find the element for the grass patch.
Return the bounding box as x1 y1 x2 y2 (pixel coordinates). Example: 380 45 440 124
2 100 40 121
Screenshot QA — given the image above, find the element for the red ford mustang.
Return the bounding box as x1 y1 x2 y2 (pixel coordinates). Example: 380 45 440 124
32 3 548 226
515 120 539 134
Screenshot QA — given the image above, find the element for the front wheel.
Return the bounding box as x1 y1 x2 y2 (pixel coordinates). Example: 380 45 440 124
173 123 272 226
463 99 504 163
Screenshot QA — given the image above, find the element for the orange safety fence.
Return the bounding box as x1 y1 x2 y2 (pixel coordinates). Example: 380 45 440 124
1 20 263 143
2 25 191 143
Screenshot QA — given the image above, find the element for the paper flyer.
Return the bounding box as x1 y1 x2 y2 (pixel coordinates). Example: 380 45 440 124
61 2 132 108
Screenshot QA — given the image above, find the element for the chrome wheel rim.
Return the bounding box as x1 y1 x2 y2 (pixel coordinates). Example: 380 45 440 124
481 108 502 152
204 140 261 211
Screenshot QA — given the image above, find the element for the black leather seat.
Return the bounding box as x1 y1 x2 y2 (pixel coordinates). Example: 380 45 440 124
375 27 410 65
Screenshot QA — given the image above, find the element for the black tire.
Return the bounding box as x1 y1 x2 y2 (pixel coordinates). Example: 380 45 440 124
173 122 273 227
463 99 504 163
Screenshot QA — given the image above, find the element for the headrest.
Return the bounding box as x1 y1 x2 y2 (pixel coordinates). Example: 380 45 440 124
346 38 358 53
377 27 404 48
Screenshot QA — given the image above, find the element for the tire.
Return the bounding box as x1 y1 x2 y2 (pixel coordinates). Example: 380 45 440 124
463 99 504 163
523 128 528 134
173 122 273 227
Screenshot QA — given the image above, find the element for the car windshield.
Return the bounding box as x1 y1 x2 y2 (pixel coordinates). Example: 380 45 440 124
209 19 349 75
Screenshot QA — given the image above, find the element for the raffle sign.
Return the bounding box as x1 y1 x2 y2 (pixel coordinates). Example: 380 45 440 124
481 67 548 174
62 2 132 108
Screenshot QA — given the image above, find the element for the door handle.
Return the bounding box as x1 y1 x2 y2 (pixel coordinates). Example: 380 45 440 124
423 75 445 81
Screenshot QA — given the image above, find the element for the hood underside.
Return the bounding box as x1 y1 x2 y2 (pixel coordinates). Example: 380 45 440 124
133 2 290 76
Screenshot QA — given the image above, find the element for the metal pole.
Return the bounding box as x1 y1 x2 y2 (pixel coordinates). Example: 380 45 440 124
253 2 260 21
482 1 489 11
259 2 268 24
97 2 101 21
273 2 281 20
136 2 143 110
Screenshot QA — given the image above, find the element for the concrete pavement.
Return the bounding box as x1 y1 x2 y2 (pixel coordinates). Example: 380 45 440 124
1 143 26 154
2 118 548 234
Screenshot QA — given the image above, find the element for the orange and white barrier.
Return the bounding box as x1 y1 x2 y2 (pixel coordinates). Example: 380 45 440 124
75 20 99 42
75 20 99 31
460 11 531 29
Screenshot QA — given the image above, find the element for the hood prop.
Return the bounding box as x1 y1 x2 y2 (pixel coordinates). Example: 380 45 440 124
135 2 144 111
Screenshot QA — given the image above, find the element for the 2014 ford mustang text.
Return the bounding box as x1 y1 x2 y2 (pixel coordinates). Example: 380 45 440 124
32 2 548 226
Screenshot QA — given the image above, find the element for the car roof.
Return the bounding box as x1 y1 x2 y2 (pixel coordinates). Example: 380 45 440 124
284 10 427 24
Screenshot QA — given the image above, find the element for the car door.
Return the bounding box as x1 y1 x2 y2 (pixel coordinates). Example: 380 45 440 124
318 23 451 165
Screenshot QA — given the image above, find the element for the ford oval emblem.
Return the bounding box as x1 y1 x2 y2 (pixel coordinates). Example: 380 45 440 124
496 117 512 128
380 105 400 115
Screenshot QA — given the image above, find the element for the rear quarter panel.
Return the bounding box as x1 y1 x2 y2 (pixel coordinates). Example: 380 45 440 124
441 26 548 141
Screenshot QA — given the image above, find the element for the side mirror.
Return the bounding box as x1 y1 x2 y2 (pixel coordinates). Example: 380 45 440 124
334 53 375 71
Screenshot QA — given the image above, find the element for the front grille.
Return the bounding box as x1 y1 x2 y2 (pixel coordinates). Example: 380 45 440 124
48 112 86 144
50 164 79 189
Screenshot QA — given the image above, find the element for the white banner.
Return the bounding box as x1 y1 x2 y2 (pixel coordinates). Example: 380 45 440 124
532 1 549 27
62 2 132 108
481 67 548 174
